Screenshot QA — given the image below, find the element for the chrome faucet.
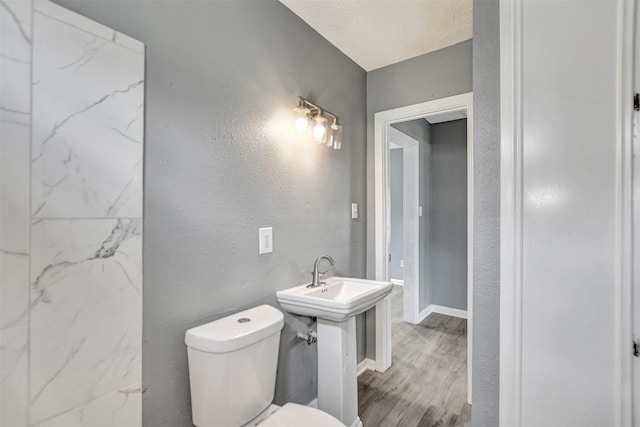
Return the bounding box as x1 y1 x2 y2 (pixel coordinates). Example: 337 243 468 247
307 255 335 288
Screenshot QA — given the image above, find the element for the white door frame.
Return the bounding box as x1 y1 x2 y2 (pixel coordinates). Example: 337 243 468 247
499 0 634 425
634 1 640 424
387 127 420 325
373 92 474 404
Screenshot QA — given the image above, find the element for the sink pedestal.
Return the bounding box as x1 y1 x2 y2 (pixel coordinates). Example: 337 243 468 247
276 276 393 427
317 317 362 427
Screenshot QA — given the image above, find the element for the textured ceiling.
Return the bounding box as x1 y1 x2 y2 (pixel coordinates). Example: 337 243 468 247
279 0 473 71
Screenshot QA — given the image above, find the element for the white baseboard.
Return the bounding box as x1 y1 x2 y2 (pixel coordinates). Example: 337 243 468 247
390 279 404 286
357 358 376 376
418 306 431 323
307 398 318 409
418 304 468 323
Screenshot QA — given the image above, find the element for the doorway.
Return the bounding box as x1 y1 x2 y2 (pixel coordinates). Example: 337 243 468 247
372 92 474 404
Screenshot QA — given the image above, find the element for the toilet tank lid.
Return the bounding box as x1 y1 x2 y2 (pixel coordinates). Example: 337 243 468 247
185 305 284 353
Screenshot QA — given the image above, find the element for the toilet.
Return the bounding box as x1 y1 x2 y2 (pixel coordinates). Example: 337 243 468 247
185 304 345 427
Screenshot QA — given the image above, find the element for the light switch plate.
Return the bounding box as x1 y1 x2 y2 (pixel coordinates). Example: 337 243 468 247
259 227 273 254
351 203 358 219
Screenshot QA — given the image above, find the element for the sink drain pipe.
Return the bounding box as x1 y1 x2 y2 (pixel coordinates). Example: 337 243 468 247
297 330 317 345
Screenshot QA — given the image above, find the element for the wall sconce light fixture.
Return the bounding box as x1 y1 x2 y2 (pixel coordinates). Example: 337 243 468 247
294 97 343 150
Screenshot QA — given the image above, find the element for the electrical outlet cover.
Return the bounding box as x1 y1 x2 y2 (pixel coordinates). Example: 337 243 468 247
259 227 273 254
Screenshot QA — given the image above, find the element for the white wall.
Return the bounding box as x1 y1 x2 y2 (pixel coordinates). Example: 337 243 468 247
0 2 144 425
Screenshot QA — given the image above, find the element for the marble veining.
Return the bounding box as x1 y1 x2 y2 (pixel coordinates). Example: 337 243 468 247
1 1 144 426
31 383 142 427
31 6 144 218
29 220 142 424
1 1 32 426
1 0 31 42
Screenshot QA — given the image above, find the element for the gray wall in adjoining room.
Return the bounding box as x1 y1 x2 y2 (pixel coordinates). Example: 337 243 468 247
52 1 367 426
430 119 467 311
472 0 501 425
365 40 472 358
389 149 404 281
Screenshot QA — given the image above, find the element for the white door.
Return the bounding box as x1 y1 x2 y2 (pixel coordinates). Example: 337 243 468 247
500 0 634 426
634 1 640 424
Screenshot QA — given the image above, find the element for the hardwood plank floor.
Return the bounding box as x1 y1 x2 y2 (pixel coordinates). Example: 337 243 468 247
358 286 471 427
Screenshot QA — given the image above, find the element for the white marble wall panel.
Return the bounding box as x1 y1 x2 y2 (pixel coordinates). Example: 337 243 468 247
1 1 32 426
32 2 144 219
32 383 142 427
29 219 142 425
0 323 29 426
1 1 144 426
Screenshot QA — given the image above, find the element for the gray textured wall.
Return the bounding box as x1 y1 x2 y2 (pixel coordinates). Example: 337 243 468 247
430 119 467 310
389 149 404 281
472 0 500 425
53 1 367 426
366 40 472 357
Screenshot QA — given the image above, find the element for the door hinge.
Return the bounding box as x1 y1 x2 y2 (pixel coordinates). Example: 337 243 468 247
634 339 639 357
389 254 391 262
634 93 639 111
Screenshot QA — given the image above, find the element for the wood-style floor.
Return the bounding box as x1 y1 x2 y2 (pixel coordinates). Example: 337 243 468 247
358 286 471 427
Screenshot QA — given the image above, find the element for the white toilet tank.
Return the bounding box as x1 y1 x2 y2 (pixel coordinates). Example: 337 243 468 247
185 305 285 427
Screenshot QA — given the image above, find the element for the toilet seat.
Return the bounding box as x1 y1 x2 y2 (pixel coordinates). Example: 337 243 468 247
258 403 345 427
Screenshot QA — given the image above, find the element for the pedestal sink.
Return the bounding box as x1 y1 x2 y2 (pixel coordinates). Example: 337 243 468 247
276 277 393 427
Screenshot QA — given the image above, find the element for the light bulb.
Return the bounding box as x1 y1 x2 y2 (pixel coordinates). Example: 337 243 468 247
293 102 311 134
313 115 328 144
295 116 308 133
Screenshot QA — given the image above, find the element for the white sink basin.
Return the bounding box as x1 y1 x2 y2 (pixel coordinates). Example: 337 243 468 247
276 276 393 322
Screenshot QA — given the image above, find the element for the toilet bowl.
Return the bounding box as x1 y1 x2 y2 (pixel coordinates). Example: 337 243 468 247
244 402 344 427
185 304 345 427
